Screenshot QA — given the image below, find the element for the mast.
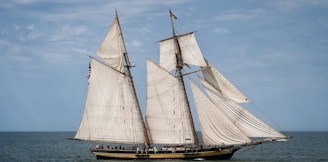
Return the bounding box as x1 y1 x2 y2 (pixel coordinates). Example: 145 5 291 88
115 10 150 145
169 9 199 145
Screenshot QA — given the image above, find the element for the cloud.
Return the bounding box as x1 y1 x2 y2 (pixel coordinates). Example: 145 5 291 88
28 0 190 24
10 0 43 4
130 40 143 48
262 0 328 10
48 24 88 42
0 0 192 67
213 27 230 34
213 9 265 21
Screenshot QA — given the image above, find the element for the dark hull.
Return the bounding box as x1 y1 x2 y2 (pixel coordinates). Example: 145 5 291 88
91 147 239 160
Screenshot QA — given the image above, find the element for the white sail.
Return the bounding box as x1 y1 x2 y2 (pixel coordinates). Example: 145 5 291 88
202 61 249 103
199 78 285 138
75 59 146 144
145 59 196 144
96 15 124 72
160 32 206 72
190 80 251 145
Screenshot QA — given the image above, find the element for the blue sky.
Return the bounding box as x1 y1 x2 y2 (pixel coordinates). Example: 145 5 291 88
1 0 327 132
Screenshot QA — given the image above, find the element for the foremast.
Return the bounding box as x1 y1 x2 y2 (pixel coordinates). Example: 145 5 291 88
75 10 150 144
169 10 199 146
115 10 150 145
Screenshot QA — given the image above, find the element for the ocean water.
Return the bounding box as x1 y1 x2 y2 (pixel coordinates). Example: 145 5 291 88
0 132 327 161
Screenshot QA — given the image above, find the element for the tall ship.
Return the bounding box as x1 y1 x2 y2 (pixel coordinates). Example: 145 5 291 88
74 10 289 160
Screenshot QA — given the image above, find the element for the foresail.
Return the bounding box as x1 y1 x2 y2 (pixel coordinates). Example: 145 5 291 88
96 15 124 73
160 32 206 72
145 59 196 144
75 59 146 144
199 78 285 138
202 61 249 103
190 80 251 146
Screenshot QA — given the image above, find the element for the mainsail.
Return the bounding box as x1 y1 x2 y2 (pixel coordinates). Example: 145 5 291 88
75 12 148 144
145 59 196 144
75 59 146 143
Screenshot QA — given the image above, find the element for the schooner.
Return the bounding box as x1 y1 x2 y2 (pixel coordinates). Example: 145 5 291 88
74 10 289 160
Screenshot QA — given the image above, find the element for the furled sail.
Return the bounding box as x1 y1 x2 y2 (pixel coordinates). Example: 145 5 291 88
96 15 124 72
199 78 285 138
202 61 249 103
145 59 196 144
74 59 147 144
190 80 251 145
160 32 206 72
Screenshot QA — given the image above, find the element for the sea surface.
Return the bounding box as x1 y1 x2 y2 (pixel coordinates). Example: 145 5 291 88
0 132 327 161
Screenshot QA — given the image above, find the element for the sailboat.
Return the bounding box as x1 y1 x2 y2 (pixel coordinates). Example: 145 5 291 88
74 10 289 160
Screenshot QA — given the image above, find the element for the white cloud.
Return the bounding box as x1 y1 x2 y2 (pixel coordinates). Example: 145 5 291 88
130 40 143 48
1 43 33 65
0 39 9 46
40 52 72 63
263 0 328 10
12 55 32 62
47 24 88 42
9 0 41 5
26 24 34 30
213 9 265 21
214 27 230 34
13 24 21 31
12 24 41 42
60 25 87 35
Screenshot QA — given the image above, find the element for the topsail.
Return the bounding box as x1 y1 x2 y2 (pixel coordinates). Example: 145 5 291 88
96 14 125 72
160 32 207 72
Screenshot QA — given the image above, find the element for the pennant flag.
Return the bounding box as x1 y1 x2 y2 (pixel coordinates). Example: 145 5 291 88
170 10 177 19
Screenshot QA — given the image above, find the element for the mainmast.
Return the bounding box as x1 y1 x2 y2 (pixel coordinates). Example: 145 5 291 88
169 9 199 145
115 10 150 145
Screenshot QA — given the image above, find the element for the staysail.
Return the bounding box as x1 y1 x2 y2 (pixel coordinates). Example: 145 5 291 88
145 59 196 144
202 61 249 103
190 80 251 145
199 78 285 138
